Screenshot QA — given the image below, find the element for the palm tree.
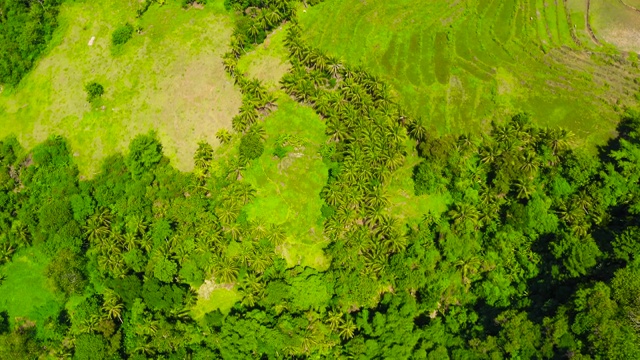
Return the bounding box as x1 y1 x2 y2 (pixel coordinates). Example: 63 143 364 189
216 129 232 144
338 318 357 339
326 121 351 142
84 217 110 243
261 225 283 246
122 232 137 251
234 182 256 204
409 120 427 142
134 342 156 356
79 315 100 334
519 151 539 176
214 256 239 284
384 232 407 254
385 152 405 172
513 179 534 200
102 291 124 323
478 143 500 164
326 310 344 331
448 203 480 229
248 22 261 43
454 257 482 290
238 103 259 128
10 221 29 247
387 123 407 145
248 124 267 141
365 187 389 210
266 10 282 26
571 222 590 238
545 128 574 154
326 55 343 78
223 56 237 74
0 241 15 264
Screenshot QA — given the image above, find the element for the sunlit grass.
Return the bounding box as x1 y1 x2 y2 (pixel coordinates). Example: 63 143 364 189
0 0 241 176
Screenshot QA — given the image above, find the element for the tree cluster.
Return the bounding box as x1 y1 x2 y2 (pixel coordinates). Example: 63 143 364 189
0 0 62 85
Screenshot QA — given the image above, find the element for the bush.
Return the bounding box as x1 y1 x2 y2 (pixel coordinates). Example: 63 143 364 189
112 23 134 46
413 161 441 196
273 144 290 159
239 133 264 160
84 81 104 103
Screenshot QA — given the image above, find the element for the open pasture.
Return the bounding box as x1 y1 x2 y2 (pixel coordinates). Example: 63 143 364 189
0 0 240 176
300 0 640 146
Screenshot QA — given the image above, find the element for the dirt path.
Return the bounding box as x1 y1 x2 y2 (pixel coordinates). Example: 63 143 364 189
585 0 602 45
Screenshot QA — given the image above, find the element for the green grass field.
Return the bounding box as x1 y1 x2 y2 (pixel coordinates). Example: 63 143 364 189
192 286 240 317
243 97 330 271
300 0 640 146
0 247 62 331
0 0 240 176
237 25 291 90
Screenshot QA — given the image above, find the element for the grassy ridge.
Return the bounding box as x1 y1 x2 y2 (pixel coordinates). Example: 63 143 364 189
300 0 640 146
0 0 240 176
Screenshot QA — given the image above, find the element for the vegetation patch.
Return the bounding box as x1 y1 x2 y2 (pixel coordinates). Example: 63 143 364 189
0 247 61 329
242 98 330 270
111 23 134 46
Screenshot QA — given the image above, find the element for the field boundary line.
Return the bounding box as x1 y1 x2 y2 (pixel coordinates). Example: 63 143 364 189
619 0 640 13
585 0 601 45
562 0 582 46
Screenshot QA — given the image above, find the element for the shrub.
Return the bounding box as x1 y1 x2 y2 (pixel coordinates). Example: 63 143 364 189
273 144 290 159
84 81 104 103
413 161 441 196
239 133 264 160
126 133 163 178
112 23 134 46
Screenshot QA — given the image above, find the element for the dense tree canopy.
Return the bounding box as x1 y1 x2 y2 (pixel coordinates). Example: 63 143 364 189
0 0 61 85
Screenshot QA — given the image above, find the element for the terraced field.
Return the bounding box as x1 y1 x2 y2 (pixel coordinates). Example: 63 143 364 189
300 0 640 145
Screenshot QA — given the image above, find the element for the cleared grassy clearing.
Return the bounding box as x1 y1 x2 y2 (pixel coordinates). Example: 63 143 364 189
192 287 240 317
0 0 240 176
243 98 330 271
237 26 291 90
387 141 452 227
0 247 62 329
300 0 640 147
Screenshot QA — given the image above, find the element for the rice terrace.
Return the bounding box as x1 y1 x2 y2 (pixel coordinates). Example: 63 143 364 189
1 0 640 358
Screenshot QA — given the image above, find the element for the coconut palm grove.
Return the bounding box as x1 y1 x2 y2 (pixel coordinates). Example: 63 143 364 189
2 0 640 358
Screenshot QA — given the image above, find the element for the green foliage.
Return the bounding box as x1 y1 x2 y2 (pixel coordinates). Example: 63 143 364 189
74 334 108 360
0 0 61 85
153 257 177 283
3 7 640 358
45 250 86 296
239 132 264 160
125 133 163 179
84 81 104 103
111 23 134 46
413 161 442 195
